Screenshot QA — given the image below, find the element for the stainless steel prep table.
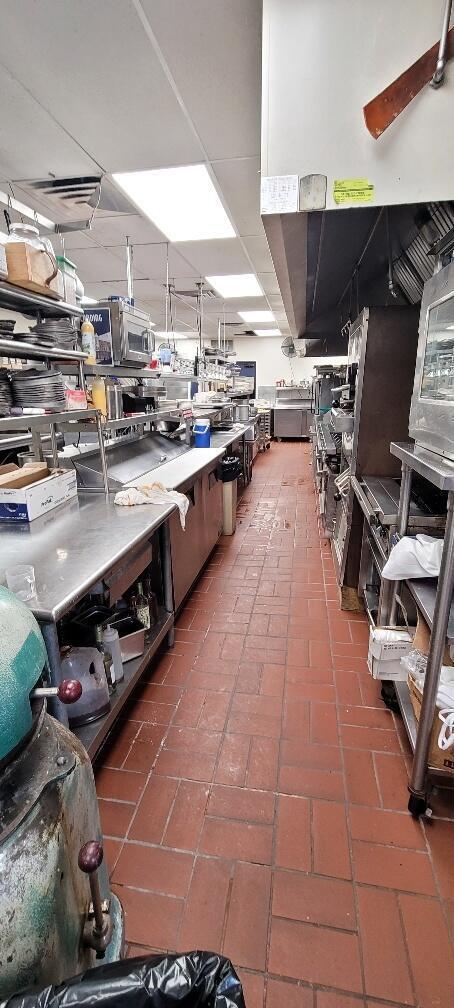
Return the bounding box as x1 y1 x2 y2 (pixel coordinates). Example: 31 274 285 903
0 492 176 756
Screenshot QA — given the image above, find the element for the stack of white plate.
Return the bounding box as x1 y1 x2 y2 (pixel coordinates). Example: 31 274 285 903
11 368 66 411
27 318 79 349
0 369 12 414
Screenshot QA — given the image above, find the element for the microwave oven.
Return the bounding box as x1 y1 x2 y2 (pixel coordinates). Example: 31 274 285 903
409 260 454 463
85 301 155 366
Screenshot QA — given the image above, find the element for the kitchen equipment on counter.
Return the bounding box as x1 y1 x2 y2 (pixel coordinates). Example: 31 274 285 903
194 421 211 447
60 645 111 727
84 301 154 366
331 407 354 433
29 317 79 349
0 587 123 997
71 431 192 491
234 403 250 422
109 614 145 662
106 384 123 421
10 367 66 410
409 258 454 463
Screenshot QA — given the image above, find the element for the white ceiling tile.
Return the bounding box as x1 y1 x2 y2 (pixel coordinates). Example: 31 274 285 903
212 158 263 236
50 231 99 252
89 212 166 247
131 244 194 282
242 235 275 272
141 0 261 160
70 247 134 285
174 239 250 275
0 1 202 172
258 272 281 296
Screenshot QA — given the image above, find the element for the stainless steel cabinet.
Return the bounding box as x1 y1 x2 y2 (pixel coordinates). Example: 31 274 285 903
274 407 310 438
170 463 223 610
202 465 223 557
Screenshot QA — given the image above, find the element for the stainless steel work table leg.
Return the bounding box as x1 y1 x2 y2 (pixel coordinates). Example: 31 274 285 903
380 462 412 625
161 520 175 647
408 490 454 815
41 621 69 727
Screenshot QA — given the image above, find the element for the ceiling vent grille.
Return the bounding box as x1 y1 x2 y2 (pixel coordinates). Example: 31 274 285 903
393 201 454 304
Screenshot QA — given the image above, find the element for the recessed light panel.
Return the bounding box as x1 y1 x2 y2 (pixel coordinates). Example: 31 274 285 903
238 310 275 323
81 296 98 305
113 165 235 242
206 274 263 298
254 328 281 336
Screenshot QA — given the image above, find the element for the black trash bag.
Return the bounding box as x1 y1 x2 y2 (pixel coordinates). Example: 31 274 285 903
2 952 246 1008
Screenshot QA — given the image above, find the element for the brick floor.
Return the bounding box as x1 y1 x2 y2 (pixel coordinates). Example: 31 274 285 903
96 441 454 1007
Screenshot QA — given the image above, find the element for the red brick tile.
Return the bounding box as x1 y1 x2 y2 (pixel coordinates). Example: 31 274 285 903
248 614 270 635
352 841 436 894
340 724 401 754
308 640 332 670
267 978 313 1008
316 994 363 1008
228 712 281 738
343 749 380 807
163 780 209 850
172 690 206 728
179 856 231 951
328 619 353 643
349 805 425 850
243 645 286 664
268 917 362 993
208 785 275 824
426 820 454 898
334 669 363 706
268 615 289 636
275 795 311 871
232 692 280 719
282 700 311 740
312 800 351 879
138 682 183 704
338 704 393 730
333 654 369 674
349 621 370 645
103 837 122 875
223 862 271 970
310 702 338 745
99 798 135 838
239 972 265 1008
246 736 280 790
195 655 240 676
215 733 251 786
261 664 285 697
357 886 413 1005
279 765 345 802
281 739 342 771
153 748 217 782
164 726 221 756
122 724 166 773
113 843 193 897
199 818 273 864
100 721 141 768
127 699 177 725
273 870 356 930
96 767 146 803
286 638 310 667
129 776 178 843
186 669 236 692
286 665 334 685
116 884 182 949
285 682 336 703
198 692 231 731
400 892 454 1008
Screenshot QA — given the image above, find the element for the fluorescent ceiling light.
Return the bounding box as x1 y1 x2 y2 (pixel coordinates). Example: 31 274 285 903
0 189 54 230
206 273 263 298
238 310 275 323
154 331 195 339
254 328 281 336
112 165 235 242
81 296 98 305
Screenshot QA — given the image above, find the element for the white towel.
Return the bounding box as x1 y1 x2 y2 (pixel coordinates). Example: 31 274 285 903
114 481 189 529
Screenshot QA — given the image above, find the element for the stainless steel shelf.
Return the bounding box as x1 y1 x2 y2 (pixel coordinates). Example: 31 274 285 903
0 407 98 432
0 337 87 362
0 279 83 318
395 680 417 751
74 608 173 759
406 578 454 644
390 441 454 491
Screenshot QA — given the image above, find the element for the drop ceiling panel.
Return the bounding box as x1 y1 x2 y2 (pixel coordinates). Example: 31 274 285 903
212 157 263 236
131 244 194 281
0 0 202 173
89 212 166 247
141 0 261 160
258 272 281 295
174 239 250 275
50 231 99 252
242 235 275 272
70 247 136 284
0 65 98 180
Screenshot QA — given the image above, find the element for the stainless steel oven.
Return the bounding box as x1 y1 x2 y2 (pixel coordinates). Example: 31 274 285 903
85 301 155 366
409 259 454 462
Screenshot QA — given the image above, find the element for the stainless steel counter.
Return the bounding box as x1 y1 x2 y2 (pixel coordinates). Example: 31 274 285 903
0 493 175 621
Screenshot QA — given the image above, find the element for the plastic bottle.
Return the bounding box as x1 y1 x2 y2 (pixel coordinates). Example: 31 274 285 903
130 581 150 629
143 577 159 626
94 624 115 688
81 318 96 363
91 376 107 419
102 624 124 682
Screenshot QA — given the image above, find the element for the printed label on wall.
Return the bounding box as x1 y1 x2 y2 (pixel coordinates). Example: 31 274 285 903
333 178 374 204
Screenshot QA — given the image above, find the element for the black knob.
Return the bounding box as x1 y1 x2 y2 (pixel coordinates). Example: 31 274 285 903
78 841 104 874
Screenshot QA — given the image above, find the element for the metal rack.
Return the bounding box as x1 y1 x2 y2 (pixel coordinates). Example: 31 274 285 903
389 441 454 815
0 279 83 319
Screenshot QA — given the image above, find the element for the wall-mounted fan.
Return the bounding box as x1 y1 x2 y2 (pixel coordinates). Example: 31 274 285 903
281 336 297 358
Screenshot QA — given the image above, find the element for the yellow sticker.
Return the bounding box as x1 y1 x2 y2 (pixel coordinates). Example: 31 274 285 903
333 179 374 204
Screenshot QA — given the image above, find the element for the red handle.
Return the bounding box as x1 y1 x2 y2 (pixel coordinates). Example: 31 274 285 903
58 679 82 704
78 840 104 874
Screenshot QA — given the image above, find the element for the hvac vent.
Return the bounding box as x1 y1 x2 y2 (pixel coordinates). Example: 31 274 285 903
173 287 216 299
393 201 454 304
15 175 135 221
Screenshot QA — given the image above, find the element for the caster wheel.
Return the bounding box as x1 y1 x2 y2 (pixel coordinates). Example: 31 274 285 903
408 793 427 818
381 682 400 713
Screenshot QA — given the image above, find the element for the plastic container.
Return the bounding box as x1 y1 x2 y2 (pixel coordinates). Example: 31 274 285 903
81 318 96 363
60 645 110 727
102 624 124 682
194 421 211 447
91 376 107 418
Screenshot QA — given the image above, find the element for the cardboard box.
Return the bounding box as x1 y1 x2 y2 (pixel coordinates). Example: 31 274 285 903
0 468 77 522
367 626 414 680
5 242 62 299
0 463 49 490
408 671 454 772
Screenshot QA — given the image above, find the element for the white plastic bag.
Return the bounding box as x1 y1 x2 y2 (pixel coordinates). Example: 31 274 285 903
382 535 444 580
